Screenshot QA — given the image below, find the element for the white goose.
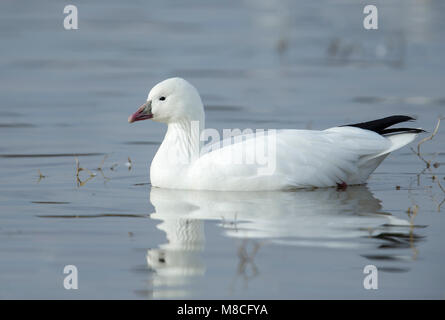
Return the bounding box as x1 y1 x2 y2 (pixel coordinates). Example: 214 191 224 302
129 77 423 191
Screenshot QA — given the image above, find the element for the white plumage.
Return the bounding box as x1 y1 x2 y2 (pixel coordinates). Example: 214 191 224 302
129 78 421 191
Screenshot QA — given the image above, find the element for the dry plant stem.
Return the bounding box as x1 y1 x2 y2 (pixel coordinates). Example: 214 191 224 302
415 167 428 186
37 169 46 183
438 198 445 212
95 155 112 181
407 204 419 260
127 157 132 170
98 155 108 170
407 204 418 222
237 240 260 283
410 148 430 168
75 157 97 187
417 118 441 156
436 179 445 211
97 168 111 181
437 179 445 194
407 178 418 208
407 181 420 258
410 117 442 185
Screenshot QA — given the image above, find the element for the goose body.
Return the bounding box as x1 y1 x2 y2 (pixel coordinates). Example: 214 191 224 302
129 78 422 191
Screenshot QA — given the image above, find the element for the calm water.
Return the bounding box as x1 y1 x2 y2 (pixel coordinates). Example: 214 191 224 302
0 0 444 299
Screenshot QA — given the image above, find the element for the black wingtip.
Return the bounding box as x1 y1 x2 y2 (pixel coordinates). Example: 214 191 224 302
380 128 425 135
342 115 422 135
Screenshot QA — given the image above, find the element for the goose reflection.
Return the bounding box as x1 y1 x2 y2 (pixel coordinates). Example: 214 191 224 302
146 186 422 297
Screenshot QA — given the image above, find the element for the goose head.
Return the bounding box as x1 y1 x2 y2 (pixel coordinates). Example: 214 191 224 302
128 77 204 124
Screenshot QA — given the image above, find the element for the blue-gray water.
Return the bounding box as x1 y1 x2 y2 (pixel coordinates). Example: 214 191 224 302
0 0 444 299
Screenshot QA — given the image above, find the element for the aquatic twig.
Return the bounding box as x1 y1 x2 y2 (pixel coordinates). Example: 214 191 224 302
236 240 260 287
410 118 443 186
416 118 441 156
406 204 418 222
75 157 95 177
126 157 132 171
76 154 124 186
437 198 445 212
94 155 111 182
436 178 445 194
405 202 420 260
220 213 238 232
410 148 431 168
407 178 417 208
406 178 420 259
75 157 96 187
97 154 108 170
406 181 419 226
410 117 441 166
435 179 445 212
37 169 46 183
409 230 419 261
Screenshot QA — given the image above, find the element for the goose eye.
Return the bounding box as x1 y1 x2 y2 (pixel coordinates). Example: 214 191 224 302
159 96 166 101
